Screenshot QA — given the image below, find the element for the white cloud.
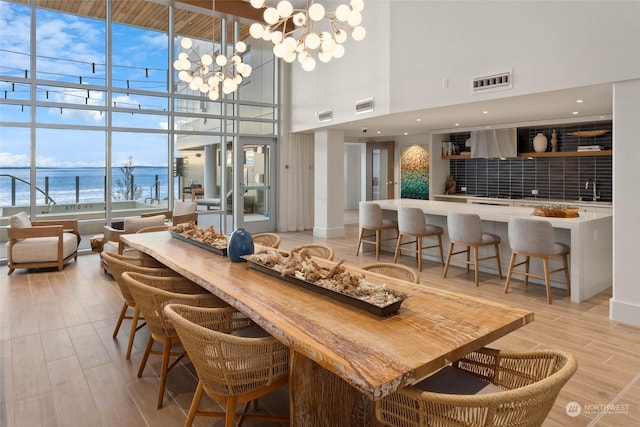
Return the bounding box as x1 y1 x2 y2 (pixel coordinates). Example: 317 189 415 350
0 152 29 167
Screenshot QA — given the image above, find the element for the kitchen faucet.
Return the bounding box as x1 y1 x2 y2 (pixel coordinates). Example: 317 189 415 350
584 179 600 201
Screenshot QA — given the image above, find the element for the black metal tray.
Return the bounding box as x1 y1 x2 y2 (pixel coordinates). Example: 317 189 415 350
170 231 227 256
244 258 408 316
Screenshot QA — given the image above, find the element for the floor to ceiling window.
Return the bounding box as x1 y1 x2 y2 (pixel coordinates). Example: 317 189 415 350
0 0 278 260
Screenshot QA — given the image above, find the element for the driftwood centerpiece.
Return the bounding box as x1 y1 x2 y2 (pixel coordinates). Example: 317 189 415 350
244 249 409 315
169 222 229 255
533 204 580 218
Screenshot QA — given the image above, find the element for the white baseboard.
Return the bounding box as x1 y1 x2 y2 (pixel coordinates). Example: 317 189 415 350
609 298 640 327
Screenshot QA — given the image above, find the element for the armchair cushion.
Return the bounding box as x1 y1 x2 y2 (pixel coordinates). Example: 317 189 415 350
123 214 166 232
7 214 79 274
173 201 196 216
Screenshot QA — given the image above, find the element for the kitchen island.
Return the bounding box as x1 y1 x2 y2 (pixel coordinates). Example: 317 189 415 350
364 199 612 303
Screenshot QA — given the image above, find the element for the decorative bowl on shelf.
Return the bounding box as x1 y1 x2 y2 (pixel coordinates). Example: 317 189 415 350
566 130 608 137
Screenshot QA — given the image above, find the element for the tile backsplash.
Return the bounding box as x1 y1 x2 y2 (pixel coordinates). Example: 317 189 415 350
448 121 612 202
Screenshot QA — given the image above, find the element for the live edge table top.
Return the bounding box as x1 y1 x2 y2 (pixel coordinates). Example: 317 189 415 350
122 231 534 400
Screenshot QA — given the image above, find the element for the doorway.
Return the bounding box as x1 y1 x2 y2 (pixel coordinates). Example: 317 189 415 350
366 141 395 201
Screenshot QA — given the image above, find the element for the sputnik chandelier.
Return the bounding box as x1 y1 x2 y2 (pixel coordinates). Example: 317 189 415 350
173 1 252 100
248 0 366 71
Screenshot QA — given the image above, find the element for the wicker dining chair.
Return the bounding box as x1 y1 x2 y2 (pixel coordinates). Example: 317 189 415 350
100 251 179 359
164 303 290 427
375 347 577 427
252 232 281 249
290 244 335 261
361 262 420 284
122 271 230 409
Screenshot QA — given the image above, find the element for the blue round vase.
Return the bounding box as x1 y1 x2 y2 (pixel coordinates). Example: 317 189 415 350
227 228 254 262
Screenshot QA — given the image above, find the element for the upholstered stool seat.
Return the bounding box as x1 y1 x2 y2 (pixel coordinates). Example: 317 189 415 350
356 202 398 260
393 207 444 271
443 212 502 286
504 217 571 304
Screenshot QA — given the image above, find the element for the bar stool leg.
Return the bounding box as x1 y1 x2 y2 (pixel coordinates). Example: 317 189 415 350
495 243 503 279
437 234 444 266
416 236 423 272
524 256 531 287
473 246 480 286
563 253 571 295
443 242 455 278
375 229 381 260
504 252 517 293
543 257 552 304
393 233 403 263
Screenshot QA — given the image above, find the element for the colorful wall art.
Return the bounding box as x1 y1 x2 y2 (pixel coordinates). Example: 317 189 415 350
400 145 429 199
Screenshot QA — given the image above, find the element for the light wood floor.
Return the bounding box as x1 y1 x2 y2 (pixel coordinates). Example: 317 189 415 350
1 225 638 427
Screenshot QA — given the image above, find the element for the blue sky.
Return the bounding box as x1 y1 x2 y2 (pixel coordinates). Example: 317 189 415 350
0 1 174 167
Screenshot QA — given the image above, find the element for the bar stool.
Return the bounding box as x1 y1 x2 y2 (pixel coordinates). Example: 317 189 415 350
504 217 571 304
355 202 398 260
393 207 444 271
443 212 502 286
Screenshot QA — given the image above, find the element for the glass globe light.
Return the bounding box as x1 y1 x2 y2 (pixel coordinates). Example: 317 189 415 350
216 55 228 66
336 4 351 21
301 56 316 71
350 0 364 13
250 0 265 8
264 7 279 25
233 74 242 84
173 59 182 70
231 55 241 65
262 28 273 41
352 26 366 41
199 82 209 93
250 23 264 39
189 80 199 91
178 70 190 82
200 65 209 75
236 41 247 53
178 52 189 61
321 38 336 54
332 44 345 58
241 64 252 77
201 54 213 66
318 50 332 63
297 50 309 64
283 51 296 63
180 37 192 49
305 32 321 50
293 12 306 26
308 3 325 21
208 89 219 100
335 29 347 44
271 31 283 43
208 76 221 86
283 36 297 52
277 1 293 18
273 43 286 58
347 11 362 26
179 58 191 70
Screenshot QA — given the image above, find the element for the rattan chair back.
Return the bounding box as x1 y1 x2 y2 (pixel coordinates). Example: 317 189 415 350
252 232 281 249
122 272 226 337
375 347 577 427
164 303 290 426
291 244 335 260
361 263 420 284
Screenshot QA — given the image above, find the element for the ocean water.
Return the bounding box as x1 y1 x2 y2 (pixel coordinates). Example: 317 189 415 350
0 166 176 206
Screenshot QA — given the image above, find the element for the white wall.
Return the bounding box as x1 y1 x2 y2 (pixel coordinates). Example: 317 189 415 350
344 143 364 209
290 1 640 131
610 79 640 327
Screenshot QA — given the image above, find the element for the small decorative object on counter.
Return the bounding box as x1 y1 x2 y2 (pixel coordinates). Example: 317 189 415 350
533 133 548 153
533 204 580 218
227 228 254 262
445 175 457 194
551 129 558 152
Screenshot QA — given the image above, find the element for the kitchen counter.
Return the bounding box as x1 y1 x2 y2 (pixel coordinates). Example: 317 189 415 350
364 199 612 303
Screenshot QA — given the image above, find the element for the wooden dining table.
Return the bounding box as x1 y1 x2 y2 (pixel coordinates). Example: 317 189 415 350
121 231 534 426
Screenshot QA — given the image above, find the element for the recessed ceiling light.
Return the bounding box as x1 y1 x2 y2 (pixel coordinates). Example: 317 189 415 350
572 111 579 115
403 132 408 136
576 99 584 103
376 130 381 134
600 116 605 119
454 122 460 126
416 118 421 122
482 110 488 114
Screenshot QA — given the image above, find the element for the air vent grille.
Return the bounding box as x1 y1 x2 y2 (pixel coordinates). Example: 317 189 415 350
355 97 374 114
318 109 333 122
472 71 512 92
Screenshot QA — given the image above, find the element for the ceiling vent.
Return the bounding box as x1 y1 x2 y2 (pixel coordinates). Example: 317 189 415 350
317 109 333 122
472 71 512 93
355 97 374 114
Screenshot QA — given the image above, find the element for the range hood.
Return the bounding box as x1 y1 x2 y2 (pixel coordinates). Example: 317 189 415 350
470 128 518 158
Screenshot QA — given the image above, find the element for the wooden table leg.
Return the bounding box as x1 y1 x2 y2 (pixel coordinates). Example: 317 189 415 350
289 350 374 427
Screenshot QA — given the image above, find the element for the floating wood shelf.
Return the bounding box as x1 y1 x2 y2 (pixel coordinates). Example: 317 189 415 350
442 150 612 160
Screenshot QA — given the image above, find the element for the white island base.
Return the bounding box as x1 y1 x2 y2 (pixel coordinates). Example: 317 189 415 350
364 199 612 303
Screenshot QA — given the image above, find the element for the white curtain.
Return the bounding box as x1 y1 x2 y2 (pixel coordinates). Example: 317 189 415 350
278 133 314 232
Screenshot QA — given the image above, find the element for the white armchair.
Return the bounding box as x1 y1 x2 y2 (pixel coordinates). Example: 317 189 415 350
6 211 79 275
